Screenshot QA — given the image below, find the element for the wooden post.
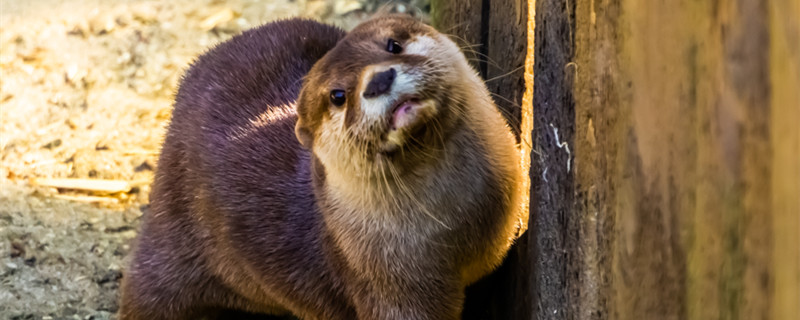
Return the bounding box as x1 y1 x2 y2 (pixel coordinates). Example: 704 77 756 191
434 0 799 318
432 0 534 319
566 0 800 318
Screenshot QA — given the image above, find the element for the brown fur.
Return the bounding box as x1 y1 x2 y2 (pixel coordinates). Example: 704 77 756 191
120 15 522 320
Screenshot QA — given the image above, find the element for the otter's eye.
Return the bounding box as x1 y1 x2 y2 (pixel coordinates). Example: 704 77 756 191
386 39 402 54
330 90 346 106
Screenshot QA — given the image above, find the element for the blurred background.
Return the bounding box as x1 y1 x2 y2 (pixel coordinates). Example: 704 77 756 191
0 1 427 318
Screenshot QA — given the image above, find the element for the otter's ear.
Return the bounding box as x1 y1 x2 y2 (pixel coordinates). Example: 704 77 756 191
295 119 313 149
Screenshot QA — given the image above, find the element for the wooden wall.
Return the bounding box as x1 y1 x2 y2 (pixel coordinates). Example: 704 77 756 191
432 0 800 319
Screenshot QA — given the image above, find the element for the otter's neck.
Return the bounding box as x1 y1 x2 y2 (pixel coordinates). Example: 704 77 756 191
315 127 490 228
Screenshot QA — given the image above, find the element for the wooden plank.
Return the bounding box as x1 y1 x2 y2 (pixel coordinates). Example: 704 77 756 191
460 0 531 318
30 178 132 194
433 0 528 136
436 0 799 318
432 0 533 319
200 7 237 31
769 0 800 318
529 0 576 318
566 0 799 318
52 194 120 204
484 0 528 137
430 0 485 75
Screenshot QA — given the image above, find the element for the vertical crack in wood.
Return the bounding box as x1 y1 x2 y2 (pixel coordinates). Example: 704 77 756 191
480 0 491 78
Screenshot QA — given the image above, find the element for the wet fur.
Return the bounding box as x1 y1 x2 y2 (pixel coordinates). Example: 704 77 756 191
120 15 521 320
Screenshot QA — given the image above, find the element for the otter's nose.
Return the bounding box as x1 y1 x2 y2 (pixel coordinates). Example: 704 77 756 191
363 68 396 98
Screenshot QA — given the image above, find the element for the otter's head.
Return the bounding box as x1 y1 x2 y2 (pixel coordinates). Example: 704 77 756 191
295 14 476 182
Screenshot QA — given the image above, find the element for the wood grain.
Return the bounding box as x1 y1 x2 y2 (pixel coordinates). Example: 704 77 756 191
435 0 799 318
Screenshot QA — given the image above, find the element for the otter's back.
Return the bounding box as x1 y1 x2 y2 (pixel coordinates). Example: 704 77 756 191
143 19 352 316
171 19 344 145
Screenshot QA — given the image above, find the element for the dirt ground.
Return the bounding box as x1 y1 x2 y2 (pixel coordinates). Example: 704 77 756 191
0 1 425 318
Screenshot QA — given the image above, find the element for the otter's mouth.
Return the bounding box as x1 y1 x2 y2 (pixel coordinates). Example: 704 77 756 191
388 95 422 131
377 95 436 157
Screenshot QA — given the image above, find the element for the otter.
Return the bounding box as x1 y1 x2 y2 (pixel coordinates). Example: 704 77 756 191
120 14 523 320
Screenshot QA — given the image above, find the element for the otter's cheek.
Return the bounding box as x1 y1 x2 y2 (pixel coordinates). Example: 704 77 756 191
314 114 348 165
